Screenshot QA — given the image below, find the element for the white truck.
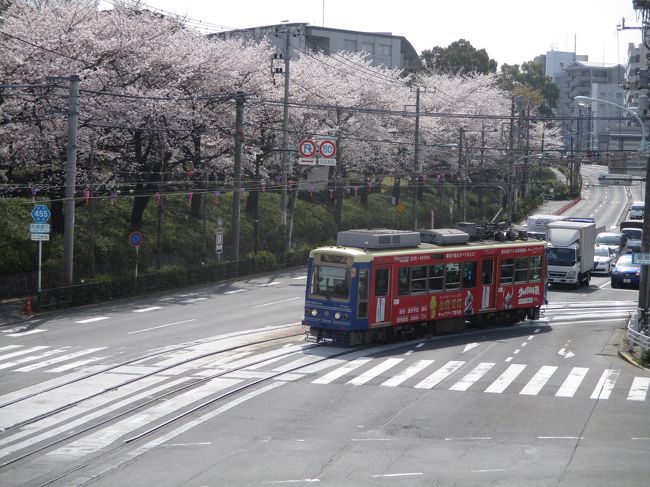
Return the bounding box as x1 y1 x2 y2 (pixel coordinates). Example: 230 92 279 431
546 220 597 288
526 214 567 240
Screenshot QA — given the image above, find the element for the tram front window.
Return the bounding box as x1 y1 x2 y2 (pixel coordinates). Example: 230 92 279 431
312 265 350 299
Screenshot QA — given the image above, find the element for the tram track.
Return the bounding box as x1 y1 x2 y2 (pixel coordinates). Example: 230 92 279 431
0 324 305 431
29 343 372 487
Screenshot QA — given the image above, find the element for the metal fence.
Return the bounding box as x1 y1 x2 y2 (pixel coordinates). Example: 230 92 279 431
627 309 650 350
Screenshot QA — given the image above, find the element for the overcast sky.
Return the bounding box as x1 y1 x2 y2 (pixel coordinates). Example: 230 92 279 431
120 0 641 68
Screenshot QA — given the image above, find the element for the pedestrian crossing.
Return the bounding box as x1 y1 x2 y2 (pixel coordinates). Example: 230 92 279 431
267 356 650 402
0 344 109 374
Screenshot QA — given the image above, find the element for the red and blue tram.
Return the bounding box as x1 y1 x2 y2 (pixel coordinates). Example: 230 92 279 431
303 229 547 345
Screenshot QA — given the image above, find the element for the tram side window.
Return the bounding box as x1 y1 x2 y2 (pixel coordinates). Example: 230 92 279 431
398 267 410 296
445 263 461 290
428 264 444 292
410 266 427 294
514 257 529 283
529 256 542 282
375 268 389 297
357 269 369 318
481 259 494 285
500 258 514 284
462 262 477 288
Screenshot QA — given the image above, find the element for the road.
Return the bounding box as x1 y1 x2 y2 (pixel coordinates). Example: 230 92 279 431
0 166 648 486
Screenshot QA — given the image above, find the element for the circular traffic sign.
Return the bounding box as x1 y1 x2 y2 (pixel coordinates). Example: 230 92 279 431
318 140 336 158
128 231 143 248
298 139 316 158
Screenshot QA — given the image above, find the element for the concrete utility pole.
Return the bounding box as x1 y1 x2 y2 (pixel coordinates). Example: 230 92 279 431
411 86 421 230
63 75 80 286
231 92 245 275
637 153 650 318
280 30 291 228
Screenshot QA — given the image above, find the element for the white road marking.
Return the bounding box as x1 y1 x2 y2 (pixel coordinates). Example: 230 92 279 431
0 345 50 364
161 442 212 447
0 345 22 352
15 347 107 372
463 342 480 353
371 473 422 478
591 369 620 399
180 297 207 303
520 366 558 396
5 329 47 337
133 306 163 313
224 289 246 294
261 479 320 484
47 356 108 373
485 364 526 394
48 377 243 458
538 436 583 440
312 357 373 384
382 359 434 387
449 362 495 391
347 358 404 386
128 319 197 335
292 276 307 280
505 357 513 362
0 348 71 371
250 297 301 309
556 367 589 397
472 469 505 473
258 282 279 287
351 438 394 441
0 377 188 456
627 377 650 401
444 437 492 441
75 316 110 324
415 361 464 389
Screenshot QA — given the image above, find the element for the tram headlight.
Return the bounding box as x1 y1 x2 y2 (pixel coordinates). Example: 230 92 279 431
310 308 318 317
334 312 341 319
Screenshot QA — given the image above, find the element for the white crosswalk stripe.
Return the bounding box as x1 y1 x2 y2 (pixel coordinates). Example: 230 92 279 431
0 345 113 374
485 364 526 394
556 367 589 397
520 366 558 396
302 356 648 402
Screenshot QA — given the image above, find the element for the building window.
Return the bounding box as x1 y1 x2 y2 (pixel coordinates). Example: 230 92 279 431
379 44 391 56
344 39 357 52
361 41 374 54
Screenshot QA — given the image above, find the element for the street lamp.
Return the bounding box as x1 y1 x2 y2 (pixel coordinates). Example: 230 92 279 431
573 96 647 153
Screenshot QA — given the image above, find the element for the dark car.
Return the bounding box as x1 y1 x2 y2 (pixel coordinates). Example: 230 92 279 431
610 254 641 289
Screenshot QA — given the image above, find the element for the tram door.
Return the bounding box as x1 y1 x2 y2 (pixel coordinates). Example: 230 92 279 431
371 266 391 325
480 258 495 310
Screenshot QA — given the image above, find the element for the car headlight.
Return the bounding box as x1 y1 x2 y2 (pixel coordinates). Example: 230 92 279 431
567 271 576 279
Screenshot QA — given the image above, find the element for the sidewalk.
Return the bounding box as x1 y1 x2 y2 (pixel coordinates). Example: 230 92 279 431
0 297 33 327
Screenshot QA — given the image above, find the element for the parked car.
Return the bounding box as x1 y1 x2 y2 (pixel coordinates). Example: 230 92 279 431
593 245 617 274
594 231 627 258
628 201 645 220
610 254 641 288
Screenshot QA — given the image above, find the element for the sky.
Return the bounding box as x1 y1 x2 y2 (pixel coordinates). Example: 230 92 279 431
114 0 643 68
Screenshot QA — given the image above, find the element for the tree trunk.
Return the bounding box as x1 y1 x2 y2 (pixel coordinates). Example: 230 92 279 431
130 193 150 230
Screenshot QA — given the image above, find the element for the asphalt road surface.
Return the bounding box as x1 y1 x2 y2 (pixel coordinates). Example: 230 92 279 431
0 167 648 486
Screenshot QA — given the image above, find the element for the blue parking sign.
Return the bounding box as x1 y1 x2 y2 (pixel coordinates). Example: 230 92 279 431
31 204 51 223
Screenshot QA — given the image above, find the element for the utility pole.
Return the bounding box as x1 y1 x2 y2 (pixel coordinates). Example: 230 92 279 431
231 92 245 275
280 29 291 228
411 86 421 230
459 128 466 221
63 75 80 286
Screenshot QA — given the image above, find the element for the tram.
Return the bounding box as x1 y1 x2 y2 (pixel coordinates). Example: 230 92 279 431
303 228 546 345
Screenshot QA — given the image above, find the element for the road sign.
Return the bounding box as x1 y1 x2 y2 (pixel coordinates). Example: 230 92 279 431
298 139 316 158
129 231 143 248
632 252 650 265
30 223 51 233
298 158 317 166
31 233 50 241
318 139 336 158
31 204 51 223
215 228 224 254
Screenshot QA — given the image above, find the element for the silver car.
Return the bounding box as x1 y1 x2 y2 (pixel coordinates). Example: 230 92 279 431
593 245 616 274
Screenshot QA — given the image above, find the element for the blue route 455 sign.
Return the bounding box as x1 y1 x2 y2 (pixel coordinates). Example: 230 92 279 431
31 204 51 223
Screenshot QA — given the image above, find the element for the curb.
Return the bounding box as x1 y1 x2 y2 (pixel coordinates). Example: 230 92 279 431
617 336 650 372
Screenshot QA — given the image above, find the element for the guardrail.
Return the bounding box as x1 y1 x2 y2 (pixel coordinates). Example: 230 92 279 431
627 309 650 350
